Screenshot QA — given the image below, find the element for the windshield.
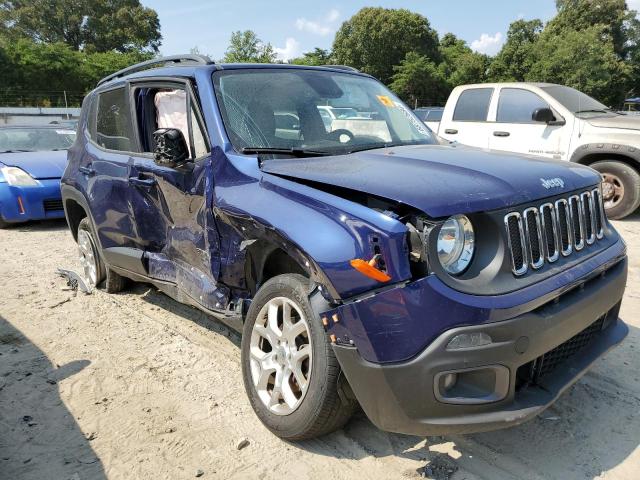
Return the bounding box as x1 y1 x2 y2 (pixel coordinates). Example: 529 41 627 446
0 127 76 153
213 68 435 156
540 85 614 117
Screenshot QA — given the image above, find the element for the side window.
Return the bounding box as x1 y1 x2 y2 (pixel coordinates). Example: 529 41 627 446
86 94 98 139
497 89 550 123
96 88 135 151
136 86 209 159
453 88 493 122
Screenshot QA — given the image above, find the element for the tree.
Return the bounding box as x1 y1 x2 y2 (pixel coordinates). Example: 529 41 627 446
0 0 161 53
332 7 439 84
438 33 489 89
223 30 276 63
389 52 447 108
526 25 631 105
488 19 543 81
289 48 332 66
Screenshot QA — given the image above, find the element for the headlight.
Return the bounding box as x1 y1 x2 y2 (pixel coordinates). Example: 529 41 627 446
1 166 38 186
437 214 475 275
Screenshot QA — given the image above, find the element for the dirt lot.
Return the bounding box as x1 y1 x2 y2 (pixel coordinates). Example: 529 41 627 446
0 216 639 480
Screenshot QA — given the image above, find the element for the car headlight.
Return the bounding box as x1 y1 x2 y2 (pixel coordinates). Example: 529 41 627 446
437 214 475 275
0 166 38 186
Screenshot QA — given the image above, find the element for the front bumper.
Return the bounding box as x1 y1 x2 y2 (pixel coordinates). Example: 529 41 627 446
332 254 628 436
0 179 64 223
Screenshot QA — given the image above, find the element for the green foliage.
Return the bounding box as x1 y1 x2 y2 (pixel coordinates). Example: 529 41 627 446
526 25 631 105
438 33 489 89
223 30 276 63
390 52 448 108
488 19 543 81
332 7 439 84
0 0 161 53
289 48 332 66
0 37 152 106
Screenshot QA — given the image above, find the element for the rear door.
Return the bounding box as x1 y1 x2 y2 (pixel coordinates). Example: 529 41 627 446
488 87 572 160
83 85 141 253
439 87 494 148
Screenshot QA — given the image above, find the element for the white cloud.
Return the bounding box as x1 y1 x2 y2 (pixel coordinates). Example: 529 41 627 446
629 0 640 12
471 32 504 56
275 37 302 61
295 9 340 36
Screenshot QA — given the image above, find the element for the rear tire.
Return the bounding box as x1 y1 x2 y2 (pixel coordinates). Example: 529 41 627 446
0 218 8 229
590 160 640 219
241 274 356 440
77 217 127 293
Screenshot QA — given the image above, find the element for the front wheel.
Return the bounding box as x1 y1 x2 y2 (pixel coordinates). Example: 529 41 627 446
591 160 640 219
241 274 356 440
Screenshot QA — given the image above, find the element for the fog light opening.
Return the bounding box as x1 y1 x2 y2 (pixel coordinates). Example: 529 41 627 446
442 373 458 391
447 332 492 350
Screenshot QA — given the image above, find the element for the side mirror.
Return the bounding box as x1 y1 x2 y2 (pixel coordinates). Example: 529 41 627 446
532 107 564 125
153 128 190 167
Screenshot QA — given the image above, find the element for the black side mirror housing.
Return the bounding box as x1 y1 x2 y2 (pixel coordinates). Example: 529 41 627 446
153 128 190 167
532 107 565 125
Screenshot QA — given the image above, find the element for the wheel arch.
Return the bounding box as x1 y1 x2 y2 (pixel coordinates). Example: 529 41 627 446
61 186 92 242
570 144 640 172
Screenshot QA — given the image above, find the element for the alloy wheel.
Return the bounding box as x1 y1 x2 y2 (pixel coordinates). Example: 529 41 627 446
78 229 99 287
249 296 312 415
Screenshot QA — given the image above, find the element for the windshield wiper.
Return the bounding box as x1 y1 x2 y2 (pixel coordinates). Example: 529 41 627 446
347 141 428 154
241 147 331 158
0 149 32 153
575 109 612 114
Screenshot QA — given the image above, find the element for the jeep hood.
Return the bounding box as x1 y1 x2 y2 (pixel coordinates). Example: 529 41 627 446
586 115 640 131
0 150 67 179
260 144 601 218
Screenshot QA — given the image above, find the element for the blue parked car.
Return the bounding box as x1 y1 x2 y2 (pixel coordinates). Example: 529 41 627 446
61 56 628 440
0 125 75 227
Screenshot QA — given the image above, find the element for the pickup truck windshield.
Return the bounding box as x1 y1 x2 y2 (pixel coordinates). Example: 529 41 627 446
213 68 435 157
541 85 614 117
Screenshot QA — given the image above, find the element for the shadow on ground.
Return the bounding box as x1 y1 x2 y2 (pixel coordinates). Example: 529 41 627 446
0 315 106 480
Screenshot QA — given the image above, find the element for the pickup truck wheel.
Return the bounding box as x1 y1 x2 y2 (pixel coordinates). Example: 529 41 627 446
241 274 356 440
77 218 127 293
591 161 640 219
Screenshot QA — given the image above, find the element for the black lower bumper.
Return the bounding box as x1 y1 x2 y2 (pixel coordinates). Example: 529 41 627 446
333 257 628 436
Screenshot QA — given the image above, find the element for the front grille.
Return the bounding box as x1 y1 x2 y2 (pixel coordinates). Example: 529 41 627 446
516 314 607 390
505 188 606 276
43 198 63 212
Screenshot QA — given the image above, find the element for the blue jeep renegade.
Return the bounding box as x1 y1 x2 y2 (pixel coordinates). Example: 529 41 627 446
62 55 628 440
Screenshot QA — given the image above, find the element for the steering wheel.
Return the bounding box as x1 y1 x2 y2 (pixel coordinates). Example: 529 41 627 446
327 129 355 144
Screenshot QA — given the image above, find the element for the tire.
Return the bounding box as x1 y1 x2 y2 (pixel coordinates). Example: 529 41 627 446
0 217 8 229
241 274 356 440
77 217 127 293
590 160 640 219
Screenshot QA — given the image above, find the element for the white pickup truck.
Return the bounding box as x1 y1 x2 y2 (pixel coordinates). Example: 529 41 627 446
433 82 640 219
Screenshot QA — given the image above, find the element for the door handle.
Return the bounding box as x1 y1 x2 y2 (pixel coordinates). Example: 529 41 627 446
79 166 95 176
493 131 511 137
129 176 156 189
444 129 458 135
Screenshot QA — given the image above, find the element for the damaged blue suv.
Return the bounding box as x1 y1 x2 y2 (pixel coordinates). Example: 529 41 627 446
62 55 628 440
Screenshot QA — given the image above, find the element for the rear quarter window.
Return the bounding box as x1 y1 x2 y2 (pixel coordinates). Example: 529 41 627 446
95 87 135 152
453 88 493 122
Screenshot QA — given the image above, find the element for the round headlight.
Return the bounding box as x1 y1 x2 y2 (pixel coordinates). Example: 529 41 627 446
437 215 475 275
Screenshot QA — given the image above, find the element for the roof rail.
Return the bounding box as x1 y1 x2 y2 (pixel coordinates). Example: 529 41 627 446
324 65 359 72
97 54 214 86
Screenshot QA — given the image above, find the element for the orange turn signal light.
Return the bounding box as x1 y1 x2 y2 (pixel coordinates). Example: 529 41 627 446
349 258 391 283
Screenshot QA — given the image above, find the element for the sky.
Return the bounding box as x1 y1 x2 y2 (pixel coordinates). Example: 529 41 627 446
142 1 562 61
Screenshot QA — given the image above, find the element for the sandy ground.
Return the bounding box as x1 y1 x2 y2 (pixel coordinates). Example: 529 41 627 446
0 216 639 480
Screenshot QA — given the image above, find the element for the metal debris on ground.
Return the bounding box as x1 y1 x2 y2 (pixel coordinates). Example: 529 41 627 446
418 453 459 480
56 268 92 295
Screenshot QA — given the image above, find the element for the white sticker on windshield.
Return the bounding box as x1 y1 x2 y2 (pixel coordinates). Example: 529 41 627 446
393 102 430 136
56 130 76 135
